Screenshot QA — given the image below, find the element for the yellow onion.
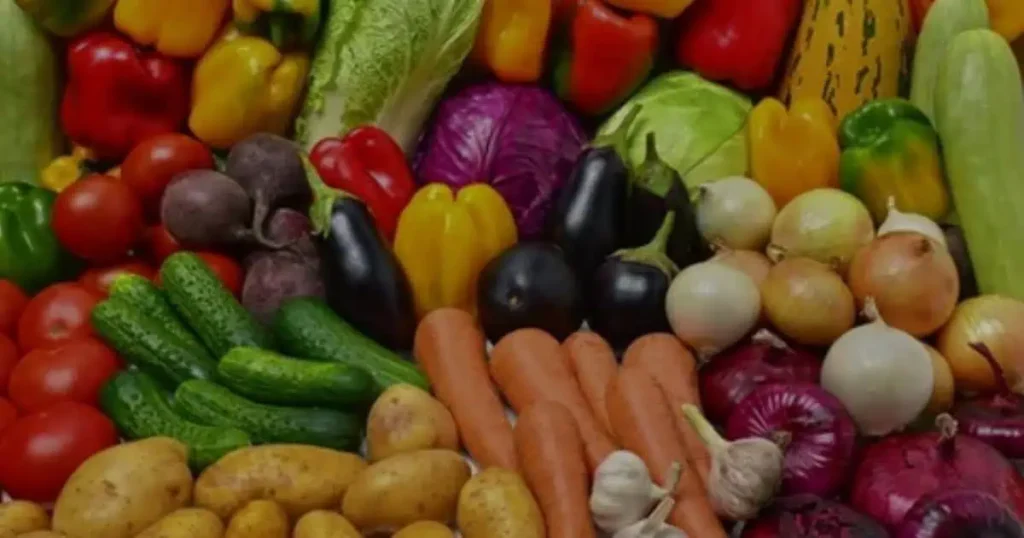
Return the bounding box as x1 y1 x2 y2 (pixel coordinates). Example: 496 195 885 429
923 344 956 415
848 232 959 337
711 248 772 286
760 257 856 347
937 295 1024 394
768 188 875 272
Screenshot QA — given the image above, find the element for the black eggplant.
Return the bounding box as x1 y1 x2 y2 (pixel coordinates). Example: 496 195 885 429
624 133 710 269
590 211 678 349
477 242 584 343
306 161 416 350
941 223 979 300
549 106 638 279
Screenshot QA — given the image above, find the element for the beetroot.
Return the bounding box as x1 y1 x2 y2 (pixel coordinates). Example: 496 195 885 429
726 383 857 498
850 415 1024 530
742 495 889 537
952 343 1024 459
161 169 263 249
895 490 1024 538
701 329 821 424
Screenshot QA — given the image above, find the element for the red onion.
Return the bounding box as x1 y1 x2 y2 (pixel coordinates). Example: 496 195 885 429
700 330 822 424
952 343 1024 459
725 383 857 498
850 415 1024 530
894 489 1024 538
742 495 890 538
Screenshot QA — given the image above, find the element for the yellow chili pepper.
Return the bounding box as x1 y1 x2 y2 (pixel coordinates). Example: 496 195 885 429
40 146 94 193
472 0 552 83
113 0 230 58
188 36 310 150
748 97 841 208
393 184 518 319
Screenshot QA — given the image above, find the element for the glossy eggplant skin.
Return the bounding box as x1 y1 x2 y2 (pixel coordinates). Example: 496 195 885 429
477 242 584 343
895 489 1024 538
549 147 628 280
588 259 671 350
318 197 417 350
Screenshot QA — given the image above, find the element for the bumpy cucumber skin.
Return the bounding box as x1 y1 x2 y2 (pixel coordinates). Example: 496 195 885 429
173 380 363 451
91 299 219 388
107 274 212 360
160 252 273 357
218 347 377 409
100 370 251 470
272 298 429 390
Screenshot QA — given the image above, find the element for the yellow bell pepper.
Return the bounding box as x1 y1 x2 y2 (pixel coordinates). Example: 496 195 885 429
393 183 518 319
472 0 552 83
988 0 1024 41
748 97 840 208
40 146 94 193
188 36 310 150
233 0 322 50
113 0 230 58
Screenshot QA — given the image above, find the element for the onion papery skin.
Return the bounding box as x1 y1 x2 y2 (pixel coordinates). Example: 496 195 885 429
894 489 1024 538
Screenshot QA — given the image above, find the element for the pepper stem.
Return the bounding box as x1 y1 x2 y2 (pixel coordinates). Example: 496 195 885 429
608 211 679 278
681 404 727 452
633 132 679 199
970 342 1013 396
302 155 354 237
592 104 642 159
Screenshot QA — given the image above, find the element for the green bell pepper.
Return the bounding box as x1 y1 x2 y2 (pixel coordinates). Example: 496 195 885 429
0 183 77 293
838 98 951 224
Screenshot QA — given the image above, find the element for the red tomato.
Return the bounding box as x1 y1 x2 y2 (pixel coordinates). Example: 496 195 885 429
8 338 121 412
79 261 157 297
0 397 16 434
0 280 29 335
144 224 184 265
0 401 116 502
0 334 18 396
17 283 100 352
122 133 215 216
52 174 145 264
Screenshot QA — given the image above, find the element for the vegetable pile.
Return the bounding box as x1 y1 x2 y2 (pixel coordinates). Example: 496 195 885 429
1 0 1024 536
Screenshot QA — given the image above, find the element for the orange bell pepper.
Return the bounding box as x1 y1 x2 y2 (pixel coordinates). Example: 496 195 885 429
473 0 552 83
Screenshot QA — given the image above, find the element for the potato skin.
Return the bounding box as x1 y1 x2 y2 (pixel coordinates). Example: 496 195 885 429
457 468 544 538
393 521 456 538
14 532 65 538
224 501 288 538
135 508 224 538
341 449 470 532
52 437 193 538
0 501 49 535
366 384 459 461
292 510 361 538
194 445 367 519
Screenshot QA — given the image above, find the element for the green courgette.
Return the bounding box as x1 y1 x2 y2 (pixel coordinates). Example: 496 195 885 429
100 370 251 470
108 274 211 360
172 379 363 451
160 252 272 356
218 347 378 408
272 298 428 390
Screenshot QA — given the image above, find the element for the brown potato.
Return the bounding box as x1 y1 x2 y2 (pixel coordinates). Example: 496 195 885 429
15 532 64 538
366 385 459 461
456 468 544 538
224 501 287 538
135 508 224 538
194 445 366 519
392 521 455 538
341 449 470 532
0 501 49 535
292 510 361 538
52 437 193 538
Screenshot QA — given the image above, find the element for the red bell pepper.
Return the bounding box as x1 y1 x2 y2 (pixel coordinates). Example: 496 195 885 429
675 0 801 92
60 32 191 161
309 126 417 241
553 0 659 117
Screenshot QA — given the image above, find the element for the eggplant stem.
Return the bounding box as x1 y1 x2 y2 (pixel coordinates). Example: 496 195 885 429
302 155 357 237
970 342 1013 396
609 211 680 278
752 329 790 351
592 104 641 158
682 404 727 451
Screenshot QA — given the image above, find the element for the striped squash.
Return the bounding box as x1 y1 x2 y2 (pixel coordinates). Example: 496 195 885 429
779 0 914 121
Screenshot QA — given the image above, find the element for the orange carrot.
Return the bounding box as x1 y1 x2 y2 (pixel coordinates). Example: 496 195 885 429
413 308 517 470
514 400 595 538
623 333 710 486
562 331 617 435
490 328 616 472
606 367 725 538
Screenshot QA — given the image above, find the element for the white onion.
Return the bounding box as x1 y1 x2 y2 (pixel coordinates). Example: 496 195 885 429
820 299 934 436
877 197 947 249
696 177 778 251
665 261 761 360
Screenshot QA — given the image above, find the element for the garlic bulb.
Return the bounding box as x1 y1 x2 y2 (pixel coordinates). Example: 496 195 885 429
612 494 689 538
877 197 947 248
590 451 671 533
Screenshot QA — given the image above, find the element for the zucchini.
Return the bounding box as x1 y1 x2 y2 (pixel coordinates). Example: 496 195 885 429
160 252 272 356
100 370 251 470
272 298 429 390
91 298 218 388
172 379 363 451
218 347 378 408
108 274 211 360
934 29 1024 301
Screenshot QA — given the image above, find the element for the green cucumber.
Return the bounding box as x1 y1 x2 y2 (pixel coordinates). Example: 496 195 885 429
160 252 272 357
272 298 428 390
91 298 218 388
100 370 251 470
108 274 211 359
218 347 377 408
172 379 363 451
